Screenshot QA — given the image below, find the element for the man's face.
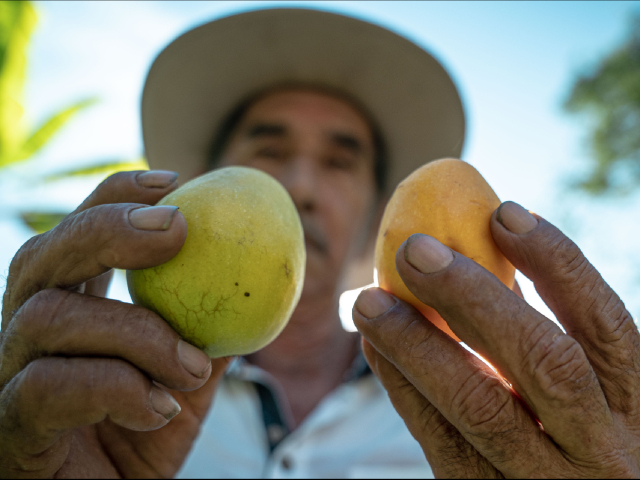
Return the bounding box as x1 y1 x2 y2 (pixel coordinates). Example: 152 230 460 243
219 88 378 300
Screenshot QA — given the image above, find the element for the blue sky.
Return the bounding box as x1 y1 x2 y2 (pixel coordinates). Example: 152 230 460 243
1 1 639 328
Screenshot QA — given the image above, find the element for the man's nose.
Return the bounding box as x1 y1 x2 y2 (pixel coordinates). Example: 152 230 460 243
279 157 318 214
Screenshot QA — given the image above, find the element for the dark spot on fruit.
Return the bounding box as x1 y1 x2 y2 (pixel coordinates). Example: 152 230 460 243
383 229 388 237
235 282 239 286
244 292 250 297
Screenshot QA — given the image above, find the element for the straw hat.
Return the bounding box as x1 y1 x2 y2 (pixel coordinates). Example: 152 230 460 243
141 7 466 289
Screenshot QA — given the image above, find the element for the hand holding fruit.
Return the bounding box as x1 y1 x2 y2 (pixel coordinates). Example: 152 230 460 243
0 171 229 478
353 160 640 477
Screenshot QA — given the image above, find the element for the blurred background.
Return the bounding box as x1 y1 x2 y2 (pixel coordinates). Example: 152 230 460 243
1 1 639 331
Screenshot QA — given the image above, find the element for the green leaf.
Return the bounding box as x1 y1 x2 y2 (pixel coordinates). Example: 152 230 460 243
11 97 99 163
19 211 68 234
0 1 37 164
563 14 640 196
43 157 149 182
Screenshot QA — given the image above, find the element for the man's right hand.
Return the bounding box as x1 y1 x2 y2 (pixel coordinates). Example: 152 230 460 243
0 171 230 479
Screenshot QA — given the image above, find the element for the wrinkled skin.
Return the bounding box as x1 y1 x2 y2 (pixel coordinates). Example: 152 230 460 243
0 171 230 478
353 201 640 478
0 86 378 478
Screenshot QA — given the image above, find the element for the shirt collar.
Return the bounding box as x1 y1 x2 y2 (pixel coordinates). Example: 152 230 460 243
226 338 372 384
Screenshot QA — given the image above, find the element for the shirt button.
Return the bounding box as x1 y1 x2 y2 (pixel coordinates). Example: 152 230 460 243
281 456 293 470
267 424 286 444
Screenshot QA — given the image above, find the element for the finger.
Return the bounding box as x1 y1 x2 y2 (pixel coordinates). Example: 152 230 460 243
0 357 180 476
394 233 618 460
174 356 233 421
2 202 187 322
71 170 180 215
353 290 562 478
72 172 179 300
2 169 182 322
95 357 232 479
0 289 212 392
491 201 640 417
361 338 502 478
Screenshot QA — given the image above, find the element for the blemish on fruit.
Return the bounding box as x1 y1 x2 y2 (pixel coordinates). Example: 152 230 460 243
244 292 250 297
283 261 291 279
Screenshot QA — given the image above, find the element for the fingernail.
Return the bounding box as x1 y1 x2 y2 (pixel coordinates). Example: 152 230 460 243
354 288 396 319
404 234 453 273
137 170 179 188
177 339 212 378
129 206 179 231
150 386 181 420
497 201 538 234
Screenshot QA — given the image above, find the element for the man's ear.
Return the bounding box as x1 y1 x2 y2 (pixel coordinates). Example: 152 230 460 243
343 195 388 291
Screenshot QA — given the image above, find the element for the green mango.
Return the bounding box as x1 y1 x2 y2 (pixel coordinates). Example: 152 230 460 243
127 166 305 358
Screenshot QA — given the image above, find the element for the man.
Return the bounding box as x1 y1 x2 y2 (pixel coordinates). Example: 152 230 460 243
1 7 639 479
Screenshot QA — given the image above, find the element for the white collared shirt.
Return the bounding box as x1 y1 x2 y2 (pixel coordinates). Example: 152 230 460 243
176 357 434 478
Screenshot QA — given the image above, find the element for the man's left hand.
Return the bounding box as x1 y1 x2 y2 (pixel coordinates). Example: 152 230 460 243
353 201 640 478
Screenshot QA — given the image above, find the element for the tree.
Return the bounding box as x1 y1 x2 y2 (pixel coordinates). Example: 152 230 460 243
0 1 147 233
564 14 640 196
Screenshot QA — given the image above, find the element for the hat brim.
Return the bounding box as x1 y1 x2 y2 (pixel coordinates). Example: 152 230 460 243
141 7 465 198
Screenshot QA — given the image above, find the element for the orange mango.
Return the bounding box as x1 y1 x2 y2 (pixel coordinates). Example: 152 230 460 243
374 158 515 341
